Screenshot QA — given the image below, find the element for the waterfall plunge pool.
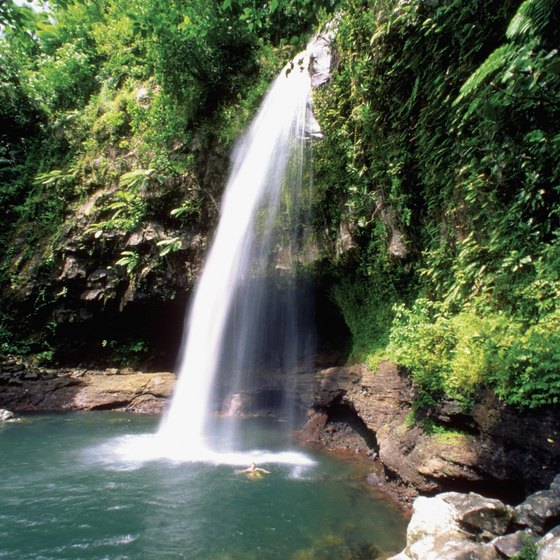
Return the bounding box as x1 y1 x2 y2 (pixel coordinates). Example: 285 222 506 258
1 412 406 559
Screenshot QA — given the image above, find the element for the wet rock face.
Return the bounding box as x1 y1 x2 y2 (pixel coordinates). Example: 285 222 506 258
305 22 338 140
51 215 205 324
3 127 222 365
220 389 286 418
308 22 338 89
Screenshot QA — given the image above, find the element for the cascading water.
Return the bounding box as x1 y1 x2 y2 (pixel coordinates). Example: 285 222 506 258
156 47 317 459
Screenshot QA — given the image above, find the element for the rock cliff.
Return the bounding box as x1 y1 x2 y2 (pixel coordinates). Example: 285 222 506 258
297 361 560 505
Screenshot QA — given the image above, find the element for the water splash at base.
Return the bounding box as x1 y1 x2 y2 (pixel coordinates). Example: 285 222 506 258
91 433 315 472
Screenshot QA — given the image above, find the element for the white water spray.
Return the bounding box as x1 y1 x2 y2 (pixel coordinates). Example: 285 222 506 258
156 50 315 457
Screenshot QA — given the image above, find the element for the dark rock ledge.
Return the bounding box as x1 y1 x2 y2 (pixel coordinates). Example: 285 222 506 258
0 357 174 414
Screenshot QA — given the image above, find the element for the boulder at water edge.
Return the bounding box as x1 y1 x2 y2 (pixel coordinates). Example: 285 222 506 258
389 475 560 559
0 409 16 422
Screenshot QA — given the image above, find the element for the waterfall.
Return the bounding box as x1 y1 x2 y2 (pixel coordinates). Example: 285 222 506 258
157 49 316 455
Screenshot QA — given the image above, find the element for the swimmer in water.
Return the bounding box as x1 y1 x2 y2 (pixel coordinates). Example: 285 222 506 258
237 463 271 477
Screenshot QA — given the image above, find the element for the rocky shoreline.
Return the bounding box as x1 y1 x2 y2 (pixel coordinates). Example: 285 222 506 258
3 356 560 502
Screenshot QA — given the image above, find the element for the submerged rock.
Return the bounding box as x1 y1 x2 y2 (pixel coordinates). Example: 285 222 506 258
222 392 254 417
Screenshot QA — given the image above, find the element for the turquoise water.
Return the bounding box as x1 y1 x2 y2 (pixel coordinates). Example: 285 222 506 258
0 413 406 560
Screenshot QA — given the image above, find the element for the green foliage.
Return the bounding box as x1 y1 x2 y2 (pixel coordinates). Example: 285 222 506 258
489 309 560 408
119 168 163 190
129 0 258 113
387 298 560 409
31 349 55 366
157 237 183 257
102 337 149 367
221 0 337 44
86 168 166 237
115 250 140 276
0 1 46 44
388 300 452 404
88 187 147 237
0 38 45 249
27 40 98 113
2 0 558 410
506 0 557 40
0 311 30 356
0 0 339 359
419 419 468 443
170 202 199 220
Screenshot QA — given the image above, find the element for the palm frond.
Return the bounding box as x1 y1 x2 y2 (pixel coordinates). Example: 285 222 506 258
506 0 557 40
454 44 515 104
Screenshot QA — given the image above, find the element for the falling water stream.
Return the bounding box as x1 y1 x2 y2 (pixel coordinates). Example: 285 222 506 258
155 47 316 461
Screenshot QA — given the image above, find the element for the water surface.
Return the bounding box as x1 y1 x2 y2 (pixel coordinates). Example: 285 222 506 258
0 413 406 559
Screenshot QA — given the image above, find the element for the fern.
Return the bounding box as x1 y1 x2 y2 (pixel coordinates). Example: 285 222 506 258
115 250 139 276
156 237 182 257
118 168 163 190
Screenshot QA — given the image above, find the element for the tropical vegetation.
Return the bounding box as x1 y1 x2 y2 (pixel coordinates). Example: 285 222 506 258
315 0 560 409
1 0 559 409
